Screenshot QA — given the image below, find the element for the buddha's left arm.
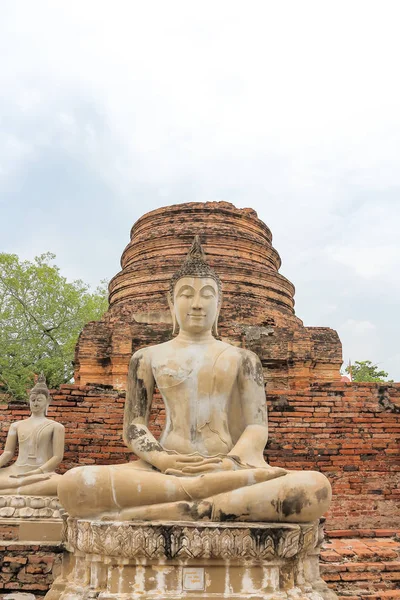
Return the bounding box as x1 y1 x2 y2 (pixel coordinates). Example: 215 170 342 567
227 350 270 468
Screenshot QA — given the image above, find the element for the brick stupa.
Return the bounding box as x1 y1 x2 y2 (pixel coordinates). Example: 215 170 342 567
74 202 342 389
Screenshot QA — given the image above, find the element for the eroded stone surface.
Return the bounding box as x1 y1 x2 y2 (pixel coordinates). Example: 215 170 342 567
0 495 61 518
45 518 338 599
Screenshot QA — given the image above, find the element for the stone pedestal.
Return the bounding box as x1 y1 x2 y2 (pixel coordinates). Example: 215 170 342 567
0 495 61 519
0 494 64 520
0 497 64 593
45 518 337 600
0 495 63 542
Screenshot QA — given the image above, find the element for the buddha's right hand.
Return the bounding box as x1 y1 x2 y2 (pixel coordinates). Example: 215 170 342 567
155 452 223 475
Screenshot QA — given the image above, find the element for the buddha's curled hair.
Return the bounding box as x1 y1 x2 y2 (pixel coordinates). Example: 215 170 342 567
29 372 50 400
168 235 222 304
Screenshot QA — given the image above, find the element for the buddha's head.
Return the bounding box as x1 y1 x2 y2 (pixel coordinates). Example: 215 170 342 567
29 373 50 416
168 236 222 336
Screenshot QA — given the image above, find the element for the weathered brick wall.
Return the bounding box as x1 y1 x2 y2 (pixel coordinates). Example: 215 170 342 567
1 381 398 531
0 546 61 598
0 522 62 597
265 382 399 530
321 529 400 599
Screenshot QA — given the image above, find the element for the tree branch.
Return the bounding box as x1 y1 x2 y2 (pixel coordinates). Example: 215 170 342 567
0 274 62 354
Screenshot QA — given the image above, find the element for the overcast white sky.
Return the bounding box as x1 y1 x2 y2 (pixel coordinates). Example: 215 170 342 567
1 1 399 380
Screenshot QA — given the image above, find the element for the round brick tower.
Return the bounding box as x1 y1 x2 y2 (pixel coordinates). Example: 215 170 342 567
109 202 301 328
74 202 342 389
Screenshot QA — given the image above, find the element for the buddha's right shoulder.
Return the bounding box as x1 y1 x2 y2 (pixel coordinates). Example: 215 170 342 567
130 346 151 364
130 341 172 365
9 421 18 433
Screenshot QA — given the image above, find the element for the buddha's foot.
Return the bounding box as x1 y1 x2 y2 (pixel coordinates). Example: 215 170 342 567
210 470 332 523
0 473 60 496
102 498 214 522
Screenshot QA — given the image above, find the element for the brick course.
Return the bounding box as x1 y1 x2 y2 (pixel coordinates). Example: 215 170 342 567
0 542 62 597
321 529 400 598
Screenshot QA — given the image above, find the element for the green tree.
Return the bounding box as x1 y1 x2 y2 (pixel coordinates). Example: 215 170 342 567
0 252 108 400
346 360 393 383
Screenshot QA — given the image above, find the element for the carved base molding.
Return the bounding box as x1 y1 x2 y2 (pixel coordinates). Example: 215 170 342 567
0 495 61 519
45 518 337 600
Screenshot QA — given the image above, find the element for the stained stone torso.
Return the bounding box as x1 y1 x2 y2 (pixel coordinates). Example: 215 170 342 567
154 340 242 455
15 419 59 469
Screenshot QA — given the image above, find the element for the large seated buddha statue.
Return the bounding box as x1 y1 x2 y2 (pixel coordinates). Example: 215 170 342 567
0 374 65 495
58 237 331 522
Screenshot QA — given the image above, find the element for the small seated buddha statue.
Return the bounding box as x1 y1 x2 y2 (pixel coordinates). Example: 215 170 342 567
58 237 332 522
0 374 65 495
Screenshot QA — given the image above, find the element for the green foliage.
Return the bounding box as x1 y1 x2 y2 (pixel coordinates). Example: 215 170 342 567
345 360 393 383
0 252 108 400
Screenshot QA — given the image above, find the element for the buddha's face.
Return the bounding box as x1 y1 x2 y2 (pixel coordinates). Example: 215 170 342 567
30 392 49 416
174 276 219 334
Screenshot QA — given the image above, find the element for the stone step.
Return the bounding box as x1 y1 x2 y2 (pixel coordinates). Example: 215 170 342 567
320 529 400 599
